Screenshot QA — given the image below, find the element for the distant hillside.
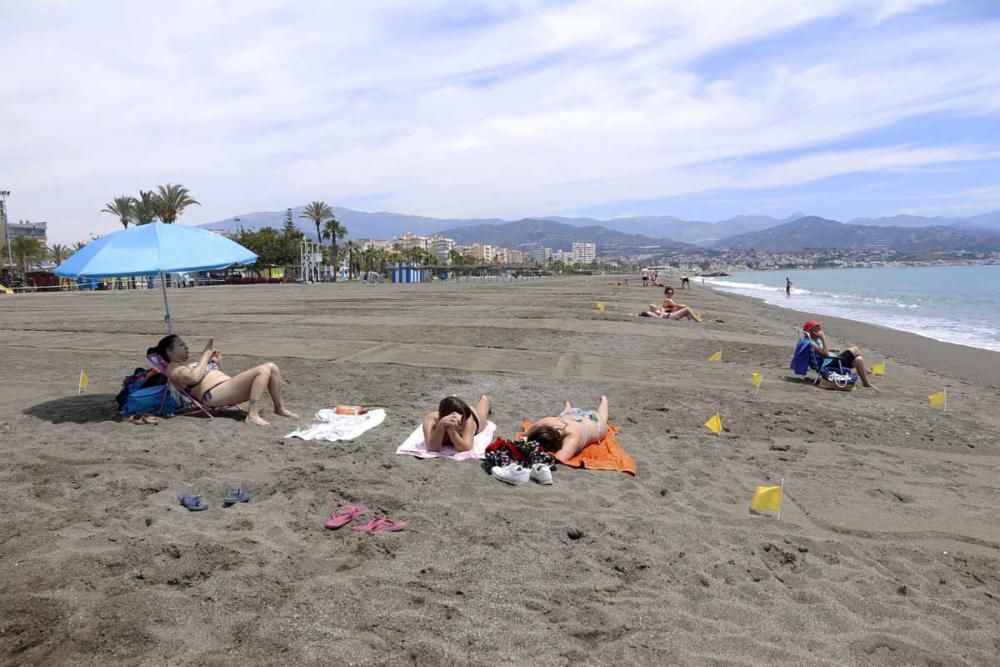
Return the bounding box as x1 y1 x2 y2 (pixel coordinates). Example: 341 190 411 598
713 216 1000 253
437 218 698 255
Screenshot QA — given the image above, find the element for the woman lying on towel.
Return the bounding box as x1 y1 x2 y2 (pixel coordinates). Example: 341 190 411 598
148 335 298 426
422 395 491 452
525 395 609 463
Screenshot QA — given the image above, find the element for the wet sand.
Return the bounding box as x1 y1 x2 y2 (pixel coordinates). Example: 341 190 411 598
1 276 998 665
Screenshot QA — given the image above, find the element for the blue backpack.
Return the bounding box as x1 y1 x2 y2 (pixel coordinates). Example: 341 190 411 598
122 384 177 416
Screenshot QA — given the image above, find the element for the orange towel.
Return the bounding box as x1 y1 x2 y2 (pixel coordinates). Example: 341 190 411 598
520 421 636 475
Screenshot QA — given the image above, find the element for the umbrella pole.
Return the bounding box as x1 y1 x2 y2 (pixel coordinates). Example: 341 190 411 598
159 271 173 333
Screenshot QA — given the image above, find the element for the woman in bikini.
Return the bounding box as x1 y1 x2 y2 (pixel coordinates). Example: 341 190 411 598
148 335 298 426
525 395 609 463
660 287 701 321
422 395 491 452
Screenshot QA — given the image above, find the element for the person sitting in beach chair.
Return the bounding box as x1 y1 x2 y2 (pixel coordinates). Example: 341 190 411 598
147 335 298 426
422 395 491 452
524 396 608 463
659 287 702 321
797 320 876 389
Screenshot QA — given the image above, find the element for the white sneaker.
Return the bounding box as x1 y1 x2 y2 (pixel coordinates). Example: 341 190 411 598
530 464 553 485
492 463 530 485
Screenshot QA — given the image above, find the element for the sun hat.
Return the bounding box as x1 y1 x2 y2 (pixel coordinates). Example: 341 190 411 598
803 319 822 333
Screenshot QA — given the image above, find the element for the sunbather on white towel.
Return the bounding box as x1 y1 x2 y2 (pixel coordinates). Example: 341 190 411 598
421 395 491 453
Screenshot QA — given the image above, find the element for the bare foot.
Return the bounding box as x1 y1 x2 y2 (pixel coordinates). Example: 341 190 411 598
275 408 299 418
247 414 271 426
563 400 572 411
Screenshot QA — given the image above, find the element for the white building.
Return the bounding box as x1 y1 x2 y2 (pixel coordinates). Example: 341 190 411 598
526 246 552 265
429 235 455 265
572 242 597 264
393 232 429 250
552 250 575 264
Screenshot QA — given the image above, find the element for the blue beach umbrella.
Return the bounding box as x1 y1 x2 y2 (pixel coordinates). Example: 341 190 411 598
54 222 257 332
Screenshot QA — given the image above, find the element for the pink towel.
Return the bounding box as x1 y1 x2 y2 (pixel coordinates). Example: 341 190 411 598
396 421 497 460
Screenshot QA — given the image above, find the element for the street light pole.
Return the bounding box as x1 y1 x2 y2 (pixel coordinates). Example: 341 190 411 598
0 191 12 277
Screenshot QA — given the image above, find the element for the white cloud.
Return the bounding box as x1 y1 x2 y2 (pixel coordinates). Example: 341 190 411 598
0 0 997 242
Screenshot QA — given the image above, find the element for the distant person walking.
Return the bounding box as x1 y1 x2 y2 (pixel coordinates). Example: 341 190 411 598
680 274 691 289
786 277 792 297
641 267 649 287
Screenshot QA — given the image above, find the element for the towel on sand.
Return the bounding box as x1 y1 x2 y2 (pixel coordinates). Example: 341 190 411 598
285 409 386 442
520 420 636 475
396 420 497 460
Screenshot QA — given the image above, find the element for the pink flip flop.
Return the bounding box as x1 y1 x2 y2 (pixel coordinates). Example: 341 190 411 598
324 505 368 530
351 517 406 533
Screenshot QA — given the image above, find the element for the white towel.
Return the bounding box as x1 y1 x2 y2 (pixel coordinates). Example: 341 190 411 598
396 420 496 460
285 408 387 442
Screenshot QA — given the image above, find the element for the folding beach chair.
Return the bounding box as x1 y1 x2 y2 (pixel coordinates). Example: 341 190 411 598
147 352 242 419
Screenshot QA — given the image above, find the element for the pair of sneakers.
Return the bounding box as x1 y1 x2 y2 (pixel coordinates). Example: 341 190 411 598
491 463 553 486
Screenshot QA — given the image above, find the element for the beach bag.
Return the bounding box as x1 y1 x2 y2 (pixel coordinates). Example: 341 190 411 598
115 368 166 410
817 363 859 391
121 384 177 416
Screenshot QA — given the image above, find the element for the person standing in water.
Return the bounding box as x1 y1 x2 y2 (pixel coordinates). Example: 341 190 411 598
785 277 792 297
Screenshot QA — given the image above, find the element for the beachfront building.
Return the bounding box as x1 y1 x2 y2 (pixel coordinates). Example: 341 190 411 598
508 249 524 264
356 238 392 251
7 220 47 245
552 250 575 264
524 244 552 265
493 247 509 264
468 243 494 263
393 232 429 250
572 242 597 264
429 235 455 265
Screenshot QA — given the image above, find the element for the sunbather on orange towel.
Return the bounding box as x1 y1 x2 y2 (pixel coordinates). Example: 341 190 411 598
524 395 609 464
148 334 298 426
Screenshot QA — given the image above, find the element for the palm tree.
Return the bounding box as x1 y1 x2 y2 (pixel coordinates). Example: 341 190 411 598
152 183 200 223
72 240 89 252
322 217 347 281
49 243 70 266
133 190 158 225
344 241 359 280
9 237 46 276
101 196 135 229
300 201 333 245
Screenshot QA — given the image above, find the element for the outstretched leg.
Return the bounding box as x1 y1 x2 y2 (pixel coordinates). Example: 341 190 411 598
203 364 273 426
264 362 298 418
563 399 572 413
596 395 609 433
851 350 875 388
473 394 491 433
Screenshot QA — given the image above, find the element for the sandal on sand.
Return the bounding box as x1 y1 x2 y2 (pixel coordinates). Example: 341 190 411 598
324 505 368 530
223 488 250 506
177 494 208 511
128 414 160 425
351 517 406 533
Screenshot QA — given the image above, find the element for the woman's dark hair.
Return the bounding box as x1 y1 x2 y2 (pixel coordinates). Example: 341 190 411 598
526 425 564 452
639 311 652 317
147 334 180 361
438 396 472 423
664 286 674 294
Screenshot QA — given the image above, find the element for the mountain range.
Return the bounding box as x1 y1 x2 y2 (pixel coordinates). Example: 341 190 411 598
200 206 1000 255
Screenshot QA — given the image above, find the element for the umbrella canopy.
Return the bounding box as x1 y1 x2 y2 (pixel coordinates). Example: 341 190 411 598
54 222 257 279
54 222 258 333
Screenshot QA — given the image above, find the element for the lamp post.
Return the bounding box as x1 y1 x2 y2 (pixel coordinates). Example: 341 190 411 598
0 191 11 277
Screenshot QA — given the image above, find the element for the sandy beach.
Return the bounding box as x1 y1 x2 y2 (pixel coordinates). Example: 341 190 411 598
1 275 998 666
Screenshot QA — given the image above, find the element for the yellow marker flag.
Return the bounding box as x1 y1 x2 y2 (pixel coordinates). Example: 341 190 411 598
78 370 89 395
0 283 13 295
751 372 763 388
708 350 722 362
871 362 885 377
704 413 723 435
928 390 947 407
596 302 606 312
751 484 783 516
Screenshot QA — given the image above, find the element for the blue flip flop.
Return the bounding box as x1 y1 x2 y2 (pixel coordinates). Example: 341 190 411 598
222 488 250 507
177 494 208 511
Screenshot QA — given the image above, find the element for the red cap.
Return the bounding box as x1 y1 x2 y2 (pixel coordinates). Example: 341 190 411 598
803 319 821 333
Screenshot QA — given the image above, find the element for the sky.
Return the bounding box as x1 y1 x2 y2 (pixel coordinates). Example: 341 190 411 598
2 0 1000 244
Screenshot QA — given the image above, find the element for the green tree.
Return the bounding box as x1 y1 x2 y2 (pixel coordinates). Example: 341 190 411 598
153 183 200 223
344 240 359 280
49 243 71 265
299 201 333 245
449 248 474 266
133 190 158 225
72 240 89 252
281 208 297 236
101 196 135 229
8 237 46 276
322 216 347 280
231 226 302 267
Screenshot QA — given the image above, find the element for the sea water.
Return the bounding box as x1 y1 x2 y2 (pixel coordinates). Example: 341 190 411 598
705 265 1000 352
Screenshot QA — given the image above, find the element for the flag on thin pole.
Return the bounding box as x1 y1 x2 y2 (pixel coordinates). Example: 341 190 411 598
751 479 784 519
704 413 723 435
928 390 947 411
708 350 722 362
751 372 763 391
872 361 885 377
596 301 606 312
78 370 89 395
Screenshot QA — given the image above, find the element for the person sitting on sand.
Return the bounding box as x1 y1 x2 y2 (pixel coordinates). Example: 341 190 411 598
524 396 608 463
802 320 876 389
660 287 702 321
422 395 491 452
148 335 298 426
